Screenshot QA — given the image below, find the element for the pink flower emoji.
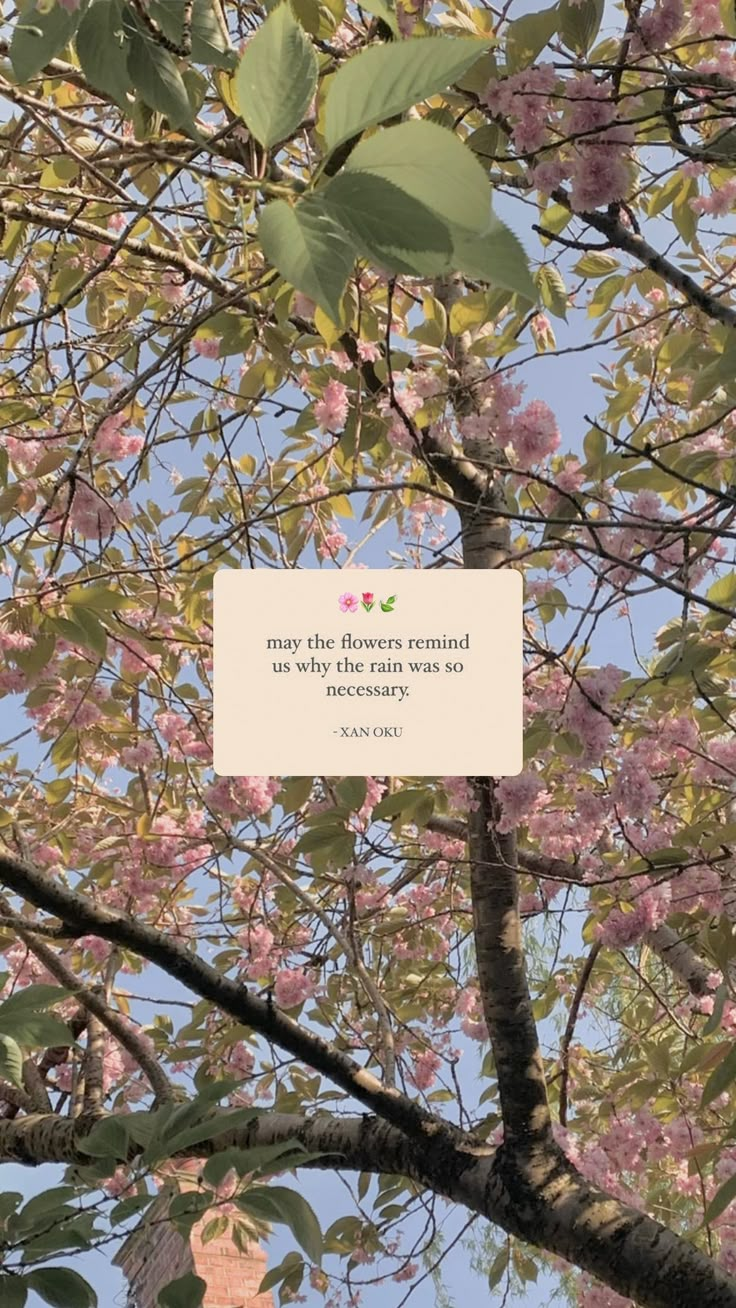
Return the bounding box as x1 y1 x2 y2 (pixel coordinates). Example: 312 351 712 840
339 592 359 613
361 591 375 612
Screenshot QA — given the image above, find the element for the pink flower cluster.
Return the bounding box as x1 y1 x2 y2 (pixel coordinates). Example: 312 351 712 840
562 664 624 760
314 379 349 433
204 775 280 819
408 1048 442 1090
484 64 556 154
96 411 144 459
273 966 316 1009
496 771 549 832
458 370 560 467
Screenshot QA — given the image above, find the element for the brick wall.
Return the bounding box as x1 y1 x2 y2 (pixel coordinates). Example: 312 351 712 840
114 1198 274 1308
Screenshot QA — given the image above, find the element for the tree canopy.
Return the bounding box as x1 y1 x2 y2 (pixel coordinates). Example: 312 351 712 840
1 0 736 1305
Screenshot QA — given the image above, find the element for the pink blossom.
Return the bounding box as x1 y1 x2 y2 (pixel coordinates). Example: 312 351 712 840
314 379 349 433
161 271 187 305
96 412 144 460
507 399 560 465
192 336 220 359
119 638 161 680
204 776 279 818
570 147 631 212
563 664 623 759
455 987 488 1040
633 0 684 50
63 483 119 539
496 771 549 831
610 758 659 820
484 64 556 154
393 1263 419 1283
689 0 725 32
356 339 381 362
339 592 359 612
408 1049 442 1090
273 967 316 1009
319 529 348 559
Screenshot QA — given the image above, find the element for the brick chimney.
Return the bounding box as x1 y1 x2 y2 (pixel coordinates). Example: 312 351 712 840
114 1196 274 1308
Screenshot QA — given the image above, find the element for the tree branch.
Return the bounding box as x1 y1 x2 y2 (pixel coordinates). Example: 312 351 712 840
0 852 468 1148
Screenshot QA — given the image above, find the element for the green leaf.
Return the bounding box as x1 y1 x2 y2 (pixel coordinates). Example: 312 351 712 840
449 214 536 300
17 1188 80 1231
26 1267 97 1308
322 173 454 277
505 4 558 72
66 584 135 611
353 0 399 35
127 26 198 133
202 1140 310 1187
324 35 490 151
239 1185 322 1263
721 0 736 37
536 264 568 318
234 4 317 148
335 777 368 810
703 982 729 1037
0 1279 27 1308
1 1014 73 1048
258 198 354 321
0 1035 24 1089
79 1116 131 1160
372 787 428 819
10 0 87 82
279 776 314 812
148 0 236 68
75 0 132 109
702 1043 736 1107
0 984 68 1014
705 1169 736 1225
157 1273 206 1308
342 120 491 235
705 572 736 611
557 0 603 53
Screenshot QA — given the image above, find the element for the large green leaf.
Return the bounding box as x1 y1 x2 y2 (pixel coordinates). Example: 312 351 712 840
79 1116 132 1161
324 35 491 151
127 26 198 133
449 215 536 299
505 4 558 72
0 986 73 1050
704 1171 736 1226
26 1267 97 1308
557 0 604 52
157 1273 206 1308
239 1184 323 1263
258 197 354 320
148 0 236 68
342 120 491 234
75 0 132 109
235 4 317 148
702 1043 736 1107
10 0 87 82
0 984 71 1015
0 1278 27 1308
323 173 454 276
0 1035 24 1089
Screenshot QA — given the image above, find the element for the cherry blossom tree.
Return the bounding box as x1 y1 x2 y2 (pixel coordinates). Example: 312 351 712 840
0 0 736 1305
